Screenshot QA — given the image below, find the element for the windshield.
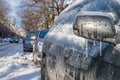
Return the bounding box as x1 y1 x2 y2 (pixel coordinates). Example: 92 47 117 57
11 37 18 40
39 30 48 38
81 0 112 12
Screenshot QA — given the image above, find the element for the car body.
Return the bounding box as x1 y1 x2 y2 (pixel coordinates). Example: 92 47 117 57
33 29 48 64
23 31 39 52
2 38 10 42
10 37 19 43
41 0 120 80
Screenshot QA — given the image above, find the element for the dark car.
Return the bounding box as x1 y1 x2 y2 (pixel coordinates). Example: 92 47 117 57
33 29 48 65
41 0 120 80
23 31 39 52
10 37 19 43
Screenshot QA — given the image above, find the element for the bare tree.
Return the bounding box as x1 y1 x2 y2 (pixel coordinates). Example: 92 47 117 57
0 0 9 25
0 0 12 37
18 0 66 33
18 0 45 33
32 0 66 28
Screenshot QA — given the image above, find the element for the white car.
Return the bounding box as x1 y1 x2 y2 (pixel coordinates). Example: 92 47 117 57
33 29 48 65
2 38 11 42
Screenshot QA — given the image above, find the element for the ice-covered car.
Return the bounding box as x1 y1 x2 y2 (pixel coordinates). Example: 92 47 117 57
23 31 39 52
33 29 48 65
41 0 120 80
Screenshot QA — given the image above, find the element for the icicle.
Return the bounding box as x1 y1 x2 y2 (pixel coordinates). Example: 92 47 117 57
85 39 88 58
73 70 75 78
93 40 96 46
100 41 102 56
67 65 70 73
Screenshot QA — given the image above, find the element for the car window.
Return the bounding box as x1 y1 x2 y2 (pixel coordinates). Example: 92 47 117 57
11 37 17 39
26 32 38 40
81 0 113 12
49 4 82 35
51 6 80 28
39 30 48 38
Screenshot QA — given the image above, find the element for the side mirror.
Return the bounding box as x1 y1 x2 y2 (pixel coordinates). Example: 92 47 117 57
73 12 116 44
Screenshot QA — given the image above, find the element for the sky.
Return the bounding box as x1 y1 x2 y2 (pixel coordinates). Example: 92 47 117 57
4 0 73 27
4 0 25 36
5 0 22 27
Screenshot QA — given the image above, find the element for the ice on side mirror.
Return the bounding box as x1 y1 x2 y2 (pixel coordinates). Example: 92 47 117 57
73 12 116 43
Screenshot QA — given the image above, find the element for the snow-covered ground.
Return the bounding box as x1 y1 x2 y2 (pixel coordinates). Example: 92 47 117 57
0 43 12 51
0 43 41 80
0 42 9 46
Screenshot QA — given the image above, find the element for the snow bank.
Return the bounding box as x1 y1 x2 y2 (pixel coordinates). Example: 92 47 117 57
0 53 41 80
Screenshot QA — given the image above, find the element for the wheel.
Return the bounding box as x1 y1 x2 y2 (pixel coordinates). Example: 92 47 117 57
23 46 27 52
23 47 27 52
23 49 26 52
41 55 50 80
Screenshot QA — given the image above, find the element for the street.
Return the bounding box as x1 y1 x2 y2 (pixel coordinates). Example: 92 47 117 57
0 42 41 80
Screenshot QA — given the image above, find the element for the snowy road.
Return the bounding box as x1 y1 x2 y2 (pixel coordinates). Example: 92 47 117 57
0 42 41 80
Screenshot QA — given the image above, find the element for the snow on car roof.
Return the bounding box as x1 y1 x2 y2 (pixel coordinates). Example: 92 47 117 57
77 11 114 20
61 0 120 20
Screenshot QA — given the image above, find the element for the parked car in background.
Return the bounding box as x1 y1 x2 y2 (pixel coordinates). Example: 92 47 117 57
2 38 11 42
33 29 48 65
0 38 2 42
10 37 19 43
23 31 39 52
41 0 120 80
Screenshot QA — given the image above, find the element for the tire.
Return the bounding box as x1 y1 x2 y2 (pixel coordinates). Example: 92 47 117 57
41 56 50 80
23 48 27 52
23 46 27 52
23 49 26 52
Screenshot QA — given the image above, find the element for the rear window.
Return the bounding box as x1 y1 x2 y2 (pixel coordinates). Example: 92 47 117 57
26 31 39 40
11 37 17 39
39 30 48 38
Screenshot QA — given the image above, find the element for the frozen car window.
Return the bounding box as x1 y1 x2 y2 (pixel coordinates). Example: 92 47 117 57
81 0 112 12
51 7 80 29
39 30 48 38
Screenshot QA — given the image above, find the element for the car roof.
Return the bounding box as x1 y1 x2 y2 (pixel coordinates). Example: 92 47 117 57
61 0 120 19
